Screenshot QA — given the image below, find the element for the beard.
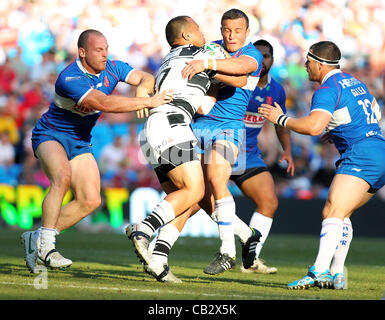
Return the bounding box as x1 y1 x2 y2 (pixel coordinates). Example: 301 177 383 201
260 67 269 78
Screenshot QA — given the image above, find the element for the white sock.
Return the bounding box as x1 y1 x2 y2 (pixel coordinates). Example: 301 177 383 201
150 223 180 266
212 209 251 244
140 199 176 237
249 211 273 258
331 218 353 275
39 227 59 253
233 215 252 244
216 196 236 258
314 217 343 273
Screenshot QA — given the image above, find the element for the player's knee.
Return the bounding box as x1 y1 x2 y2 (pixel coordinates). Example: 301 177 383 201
52 173 71 190
195 185 205 202
268 195 279 213
186 183 205 203
322 198 344 219
207 174 226 193
80 195 101 214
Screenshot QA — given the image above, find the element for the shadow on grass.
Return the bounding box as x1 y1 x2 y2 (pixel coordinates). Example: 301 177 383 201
178 271 287 289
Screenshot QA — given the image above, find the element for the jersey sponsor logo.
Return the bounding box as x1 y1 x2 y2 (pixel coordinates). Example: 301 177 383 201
244 111 265 128
338 77 361 89
65 76 81 81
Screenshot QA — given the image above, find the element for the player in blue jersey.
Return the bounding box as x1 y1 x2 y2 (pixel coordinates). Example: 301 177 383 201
259 41 385 290
182 9 264 275
230 39 294 275
126 15 267 283
20 29 173 273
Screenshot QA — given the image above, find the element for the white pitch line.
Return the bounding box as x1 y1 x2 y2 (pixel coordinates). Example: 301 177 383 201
0 281 276 300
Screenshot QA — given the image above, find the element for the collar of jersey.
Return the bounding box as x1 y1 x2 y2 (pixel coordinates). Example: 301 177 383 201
76 59 101 78
321 69 342 85
170 44 192 51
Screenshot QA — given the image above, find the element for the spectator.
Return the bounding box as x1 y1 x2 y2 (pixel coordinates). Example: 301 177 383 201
99 135 128 187
0 0 384 200
0 58 17 94
0 131 15 166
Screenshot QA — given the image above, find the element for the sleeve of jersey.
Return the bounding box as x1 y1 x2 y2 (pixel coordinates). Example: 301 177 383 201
241 46 263 77
310 86 339 116
55 75 93 105
111 60 134 82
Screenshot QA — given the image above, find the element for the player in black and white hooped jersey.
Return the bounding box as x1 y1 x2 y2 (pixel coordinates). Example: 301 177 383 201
126 16 233 283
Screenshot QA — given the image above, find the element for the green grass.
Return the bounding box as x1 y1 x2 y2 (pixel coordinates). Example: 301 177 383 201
0 227 384 300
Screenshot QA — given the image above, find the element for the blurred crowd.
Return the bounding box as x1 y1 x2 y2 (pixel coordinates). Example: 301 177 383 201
0 0 385 201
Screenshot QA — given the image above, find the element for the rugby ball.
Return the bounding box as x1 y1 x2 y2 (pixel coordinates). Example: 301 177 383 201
202 42 231 59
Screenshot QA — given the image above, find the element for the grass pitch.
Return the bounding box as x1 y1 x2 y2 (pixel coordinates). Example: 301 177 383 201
0 227 384 301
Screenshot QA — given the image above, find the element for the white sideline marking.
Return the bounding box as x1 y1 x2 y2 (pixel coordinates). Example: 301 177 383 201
0 281 271 299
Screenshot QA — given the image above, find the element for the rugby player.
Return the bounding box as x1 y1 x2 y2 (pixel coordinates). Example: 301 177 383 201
21 29 173 273
230 39 294 274
259 41 385 289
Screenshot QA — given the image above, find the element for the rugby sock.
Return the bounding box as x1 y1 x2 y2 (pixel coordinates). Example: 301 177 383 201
216 196 236 258
249 212 273 258
233 215 252 244
331 218 353 275
39 227 59 252
140 200 176 237
209 209 218 223
150 223 180 266
314 217 343 273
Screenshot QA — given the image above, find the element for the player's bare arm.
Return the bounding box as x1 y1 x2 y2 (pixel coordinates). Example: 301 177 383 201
80 88 173 113
127 70 156 118
259 102 331 136
214 73 248 87
275 125 295 176
127 69 156 94
182 55 258 80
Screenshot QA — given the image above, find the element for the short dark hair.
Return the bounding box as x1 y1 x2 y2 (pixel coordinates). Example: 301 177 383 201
221 8 249 29
253 39 274 56
309 41 341 63
165 16 191 46
77 29 104 49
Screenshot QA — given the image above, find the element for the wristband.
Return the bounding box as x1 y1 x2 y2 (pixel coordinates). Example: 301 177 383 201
204 59 217 71
276 114 290 127
208 59 213 70
212 59 217 71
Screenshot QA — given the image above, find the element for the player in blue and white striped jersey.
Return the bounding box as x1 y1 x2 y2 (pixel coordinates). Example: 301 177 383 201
260 41 385 290
21 29 173 273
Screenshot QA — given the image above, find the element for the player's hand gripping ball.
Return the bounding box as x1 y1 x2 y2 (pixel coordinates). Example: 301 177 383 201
202 43 231 83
